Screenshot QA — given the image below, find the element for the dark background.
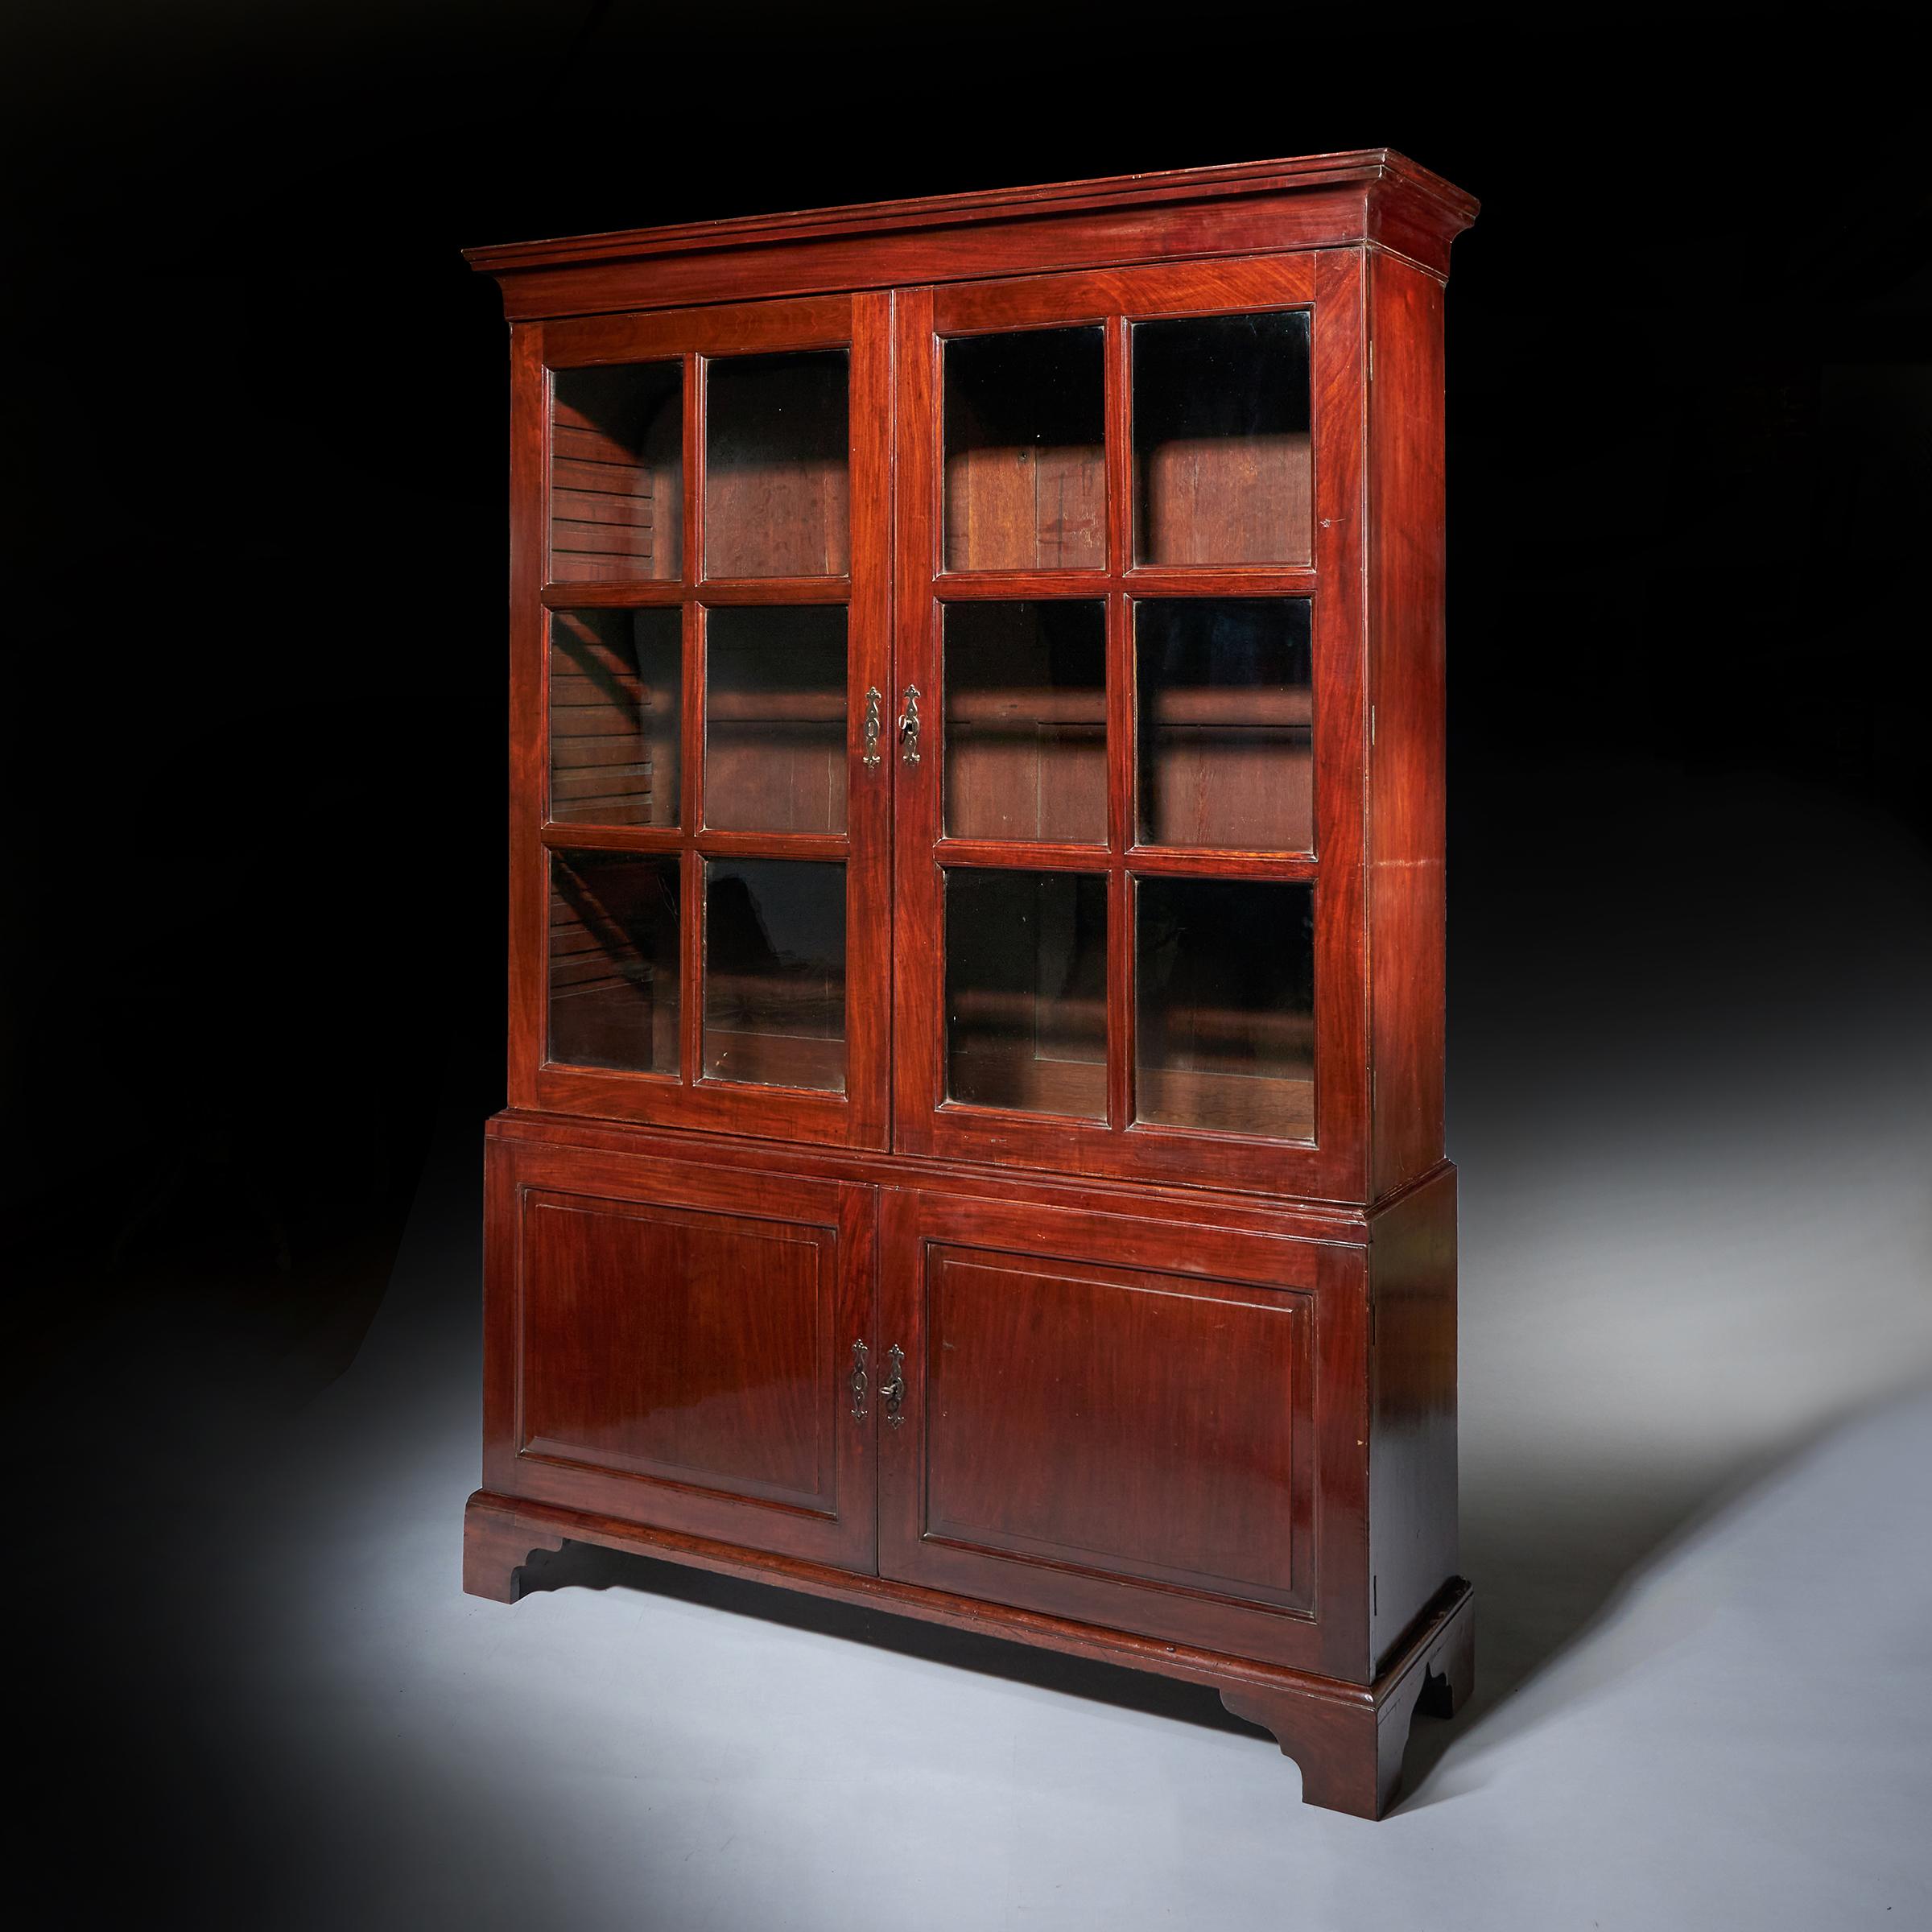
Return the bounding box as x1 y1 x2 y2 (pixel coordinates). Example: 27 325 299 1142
2 4 1927 1916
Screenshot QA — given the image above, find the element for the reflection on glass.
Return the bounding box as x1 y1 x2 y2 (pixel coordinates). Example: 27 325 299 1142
548 849 681 1074
1135 599 1312 851
549 608 682 827
704 859 845 1091
704 605 848 835
1135 877 1313 1140
704 351 850 578
944 327 1105 572
551 362 683 582
943 601 1106 844
946 869 1107 1118
1133 311 1311 565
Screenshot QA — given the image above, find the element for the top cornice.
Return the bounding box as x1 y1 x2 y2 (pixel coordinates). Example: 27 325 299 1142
464 150 1476 275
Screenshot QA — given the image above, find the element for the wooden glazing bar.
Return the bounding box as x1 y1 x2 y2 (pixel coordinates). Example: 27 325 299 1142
682 353 702 591
541 580 686 609
539 822 685 854
693 576 852 604
1121 566 1318 599
934 838 1110 873
933 568 1113 600
1124 847 1320 881
693 828 850 862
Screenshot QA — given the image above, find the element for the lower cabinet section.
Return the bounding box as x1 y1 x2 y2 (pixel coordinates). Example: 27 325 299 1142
877 1191 1367 1678
484 1137 1374 1682
477 1125 1463 1814
485 1138 877 1573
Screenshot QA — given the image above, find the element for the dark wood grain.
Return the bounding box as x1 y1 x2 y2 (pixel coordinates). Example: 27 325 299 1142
469 152 1476 1819
466 151 1476 317
486 1107 1402 1245
876 1190 1368 1678
1367 1163 1459 1671
483 1136 877 1571
1365 250 1451 1200
506 321 547 1109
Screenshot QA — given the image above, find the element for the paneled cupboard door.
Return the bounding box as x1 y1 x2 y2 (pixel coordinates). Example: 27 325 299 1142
509 295 894 1150
484 1138 880 1575
875 1191 1370 1677
892 256 1369 1199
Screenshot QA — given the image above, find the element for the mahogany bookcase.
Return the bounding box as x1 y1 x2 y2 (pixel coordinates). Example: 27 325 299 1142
462 149 1477 1818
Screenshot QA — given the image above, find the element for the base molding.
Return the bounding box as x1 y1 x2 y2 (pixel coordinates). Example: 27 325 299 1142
462 1489 1472 1818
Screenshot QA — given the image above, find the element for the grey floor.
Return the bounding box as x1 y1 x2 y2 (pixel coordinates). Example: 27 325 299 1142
37 774 1932 1927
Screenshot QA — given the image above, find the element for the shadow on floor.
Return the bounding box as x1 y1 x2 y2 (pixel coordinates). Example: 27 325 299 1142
513 1381 1922 1815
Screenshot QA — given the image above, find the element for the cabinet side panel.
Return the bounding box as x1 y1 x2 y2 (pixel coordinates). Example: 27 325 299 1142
1364 254 1447 1200
1368 1165 1459 1671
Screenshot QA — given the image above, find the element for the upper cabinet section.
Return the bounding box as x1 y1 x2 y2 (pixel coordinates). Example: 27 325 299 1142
478 155 1476 1201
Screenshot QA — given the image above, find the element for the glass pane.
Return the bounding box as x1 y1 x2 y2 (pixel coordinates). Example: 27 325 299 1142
944 327 1105 572
944 601 1106 844
704 351 849 578
704 859 845 1092
946 869 1107 1119
548 850 681 1074
549 608 681 828
1136 599 1312 851
704 605 848 834
1133 311 1311 566
1135 877 1312 1141
551 362 683 583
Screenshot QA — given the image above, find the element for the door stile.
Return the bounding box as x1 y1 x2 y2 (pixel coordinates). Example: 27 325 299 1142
1103 316 1135 1131
874 1184 924 1569
507 322 549 1108
845 291 897 1150
890 288 943 1154
1306 246 1370 1197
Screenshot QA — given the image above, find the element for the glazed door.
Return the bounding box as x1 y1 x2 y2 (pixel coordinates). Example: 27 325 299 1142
485 1137 878 1572
891 256 1368 1198
510 293 893 1149
876 1191 1369 1677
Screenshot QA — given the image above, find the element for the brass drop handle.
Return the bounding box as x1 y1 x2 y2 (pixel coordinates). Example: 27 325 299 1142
861 687 882 769
898 686 921 766
848 1339 869 1421
879 1342 906 1427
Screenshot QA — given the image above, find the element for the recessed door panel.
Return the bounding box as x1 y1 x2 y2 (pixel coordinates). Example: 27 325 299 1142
877 1191 1368 1676
485 1139 877 1572
922 1249 1313 1609
521 1192 831 1509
